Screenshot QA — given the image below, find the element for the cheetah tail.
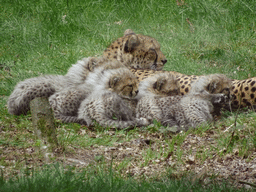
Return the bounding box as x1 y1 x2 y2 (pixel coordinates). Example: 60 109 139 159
7 75 67 115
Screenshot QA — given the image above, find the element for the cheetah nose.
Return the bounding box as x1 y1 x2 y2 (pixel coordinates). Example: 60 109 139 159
135 90 139 95
161 59 167 65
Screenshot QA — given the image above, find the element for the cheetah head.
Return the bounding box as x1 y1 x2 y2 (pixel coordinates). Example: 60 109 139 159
151 73 180 96
205 74 232 100
103 29 167 70
190 74 232 99
190 74 233 115
136 72 180 99
108 68 139 99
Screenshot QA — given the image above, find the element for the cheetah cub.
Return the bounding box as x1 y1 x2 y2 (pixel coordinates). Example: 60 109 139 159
118 72 181 118
136 74 232 131
51 64 147 128
7 74 73 116
49 60 127 124
7 57 124 116
72 66 148 128
65 56 125 85
7 57 96 115
136 72 180 100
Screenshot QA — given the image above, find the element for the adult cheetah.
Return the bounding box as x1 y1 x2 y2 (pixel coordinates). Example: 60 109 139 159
7 29 167 115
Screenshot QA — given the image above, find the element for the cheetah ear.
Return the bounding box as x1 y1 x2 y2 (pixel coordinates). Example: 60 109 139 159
153 78 167 91
109 76 121 88
207 81 218 93
124 29 135 35
124 35 140 53
87 57 99 71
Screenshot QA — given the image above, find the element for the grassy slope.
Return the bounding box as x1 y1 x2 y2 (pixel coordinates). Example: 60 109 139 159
0 0 256 190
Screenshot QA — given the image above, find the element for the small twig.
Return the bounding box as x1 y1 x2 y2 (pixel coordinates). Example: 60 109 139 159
238 180 256 188
226 131 235 149
223 123 234 132
226 84 243 149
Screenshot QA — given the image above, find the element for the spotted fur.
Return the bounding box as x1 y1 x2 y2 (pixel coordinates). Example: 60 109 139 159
77 67 148 128
136 72 180 100
231 77 256 109
136 74 231 131
103 29 167 70
7 75 73 115
49 61 130 124
8 29 167 116
8 58 125 116
131 69 256 109
49 86 90 124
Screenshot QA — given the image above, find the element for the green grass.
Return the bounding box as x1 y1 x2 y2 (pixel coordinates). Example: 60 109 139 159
1 0 256 190
0 163 245 192
1 0 256 95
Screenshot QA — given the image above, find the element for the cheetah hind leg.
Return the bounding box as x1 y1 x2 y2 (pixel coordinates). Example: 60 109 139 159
106 98 149 128
79 95 148 129
161 118 177 127
118 101 149 127
94 113 148 129
184 109 212 130
49 89 89 125
136 97 163 124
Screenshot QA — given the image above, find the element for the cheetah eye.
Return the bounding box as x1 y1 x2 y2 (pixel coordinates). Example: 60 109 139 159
128 85 133 87
221 88 230 93
147 49 157 60
148 49 156 55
